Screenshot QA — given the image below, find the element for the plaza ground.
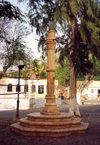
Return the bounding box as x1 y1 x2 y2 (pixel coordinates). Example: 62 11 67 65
0 104 100 145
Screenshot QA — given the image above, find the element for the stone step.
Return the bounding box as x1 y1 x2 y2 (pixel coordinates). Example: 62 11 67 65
11 122 88 137
27 112 75 122
19 117 81 129
11 112 88 137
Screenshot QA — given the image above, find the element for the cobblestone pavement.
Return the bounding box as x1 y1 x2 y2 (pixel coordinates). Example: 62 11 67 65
0 104 100 145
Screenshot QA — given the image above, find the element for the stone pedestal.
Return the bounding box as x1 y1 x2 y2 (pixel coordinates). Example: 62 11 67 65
11 112 88 137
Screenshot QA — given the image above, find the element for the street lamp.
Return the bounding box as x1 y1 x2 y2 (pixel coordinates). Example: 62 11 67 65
16 60 24 118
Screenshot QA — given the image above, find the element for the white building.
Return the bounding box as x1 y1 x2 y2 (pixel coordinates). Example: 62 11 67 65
77 80 100 103
0 77 58 110
87 81 100 100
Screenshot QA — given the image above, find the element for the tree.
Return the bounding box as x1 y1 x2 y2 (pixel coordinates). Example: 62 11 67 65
20 0 100 116
0 0 23 20
39 56 47 78
5 56 47 79
77 74 93 104
0 18 31 78
0 0 31 78
92 58 100 76
55 61 70 86
32 56 47 79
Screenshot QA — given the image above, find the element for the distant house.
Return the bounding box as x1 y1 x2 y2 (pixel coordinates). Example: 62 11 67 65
0 77 58 109
77 80 100 101
87 81 100 100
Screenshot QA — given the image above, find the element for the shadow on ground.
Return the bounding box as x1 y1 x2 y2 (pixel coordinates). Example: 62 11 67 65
0 104 100 145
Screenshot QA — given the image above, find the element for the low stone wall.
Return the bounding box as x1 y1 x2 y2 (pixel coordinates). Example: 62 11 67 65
0 98 30 110
33 98 62 108
0 98 62 110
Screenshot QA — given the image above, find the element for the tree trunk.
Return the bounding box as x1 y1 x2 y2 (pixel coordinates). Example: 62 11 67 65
69 58 80 116
68 16 80 117
77 74 93 105
0 68 7 79
77 92 82 105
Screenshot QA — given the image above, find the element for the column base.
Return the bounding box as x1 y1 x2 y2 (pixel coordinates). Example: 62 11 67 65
41 104 60 115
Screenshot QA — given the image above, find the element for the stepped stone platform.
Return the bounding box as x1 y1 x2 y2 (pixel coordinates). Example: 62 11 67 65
11 112 88 137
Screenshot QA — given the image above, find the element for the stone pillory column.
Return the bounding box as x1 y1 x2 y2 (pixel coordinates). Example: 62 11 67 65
41 30 60 115
11 30 88 137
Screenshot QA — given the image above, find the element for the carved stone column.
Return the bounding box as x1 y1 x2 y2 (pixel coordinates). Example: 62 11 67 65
11 30 88 137
41 30 60 115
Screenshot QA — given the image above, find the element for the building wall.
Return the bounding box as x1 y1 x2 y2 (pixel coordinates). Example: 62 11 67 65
88 87 100 99
0 77 58 109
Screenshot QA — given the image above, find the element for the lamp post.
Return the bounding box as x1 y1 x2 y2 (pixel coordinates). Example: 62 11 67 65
16 60 24 119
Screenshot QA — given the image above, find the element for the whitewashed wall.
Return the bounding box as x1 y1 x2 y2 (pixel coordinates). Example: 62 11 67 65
88 88 99 99
0 78 58 110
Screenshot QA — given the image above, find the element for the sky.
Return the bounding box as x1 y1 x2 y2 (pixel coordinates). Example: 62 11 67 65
0 0 42 71
7 0 41 59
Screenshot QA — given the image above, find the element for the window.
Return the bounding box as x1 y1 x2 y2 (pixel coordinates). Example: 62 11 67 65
38 85 44 94
16 85 21 92
98 90 100 94
98 89 100 97
32 85 36 92
24 85 28 93
7 84 12 92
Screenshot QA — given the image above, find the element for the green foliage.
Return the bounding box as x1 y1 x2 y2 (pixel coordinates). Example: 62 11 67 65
5 70 30 79
32 57 47 79
93 76 100 80
80 0 100 59
92 58 100 75
55 62 70 86
32 59 40 75
40 71 47 79
76 77 85 81
0 0 23 21
70 0 80 16
19 0 100 79
77 57 100 81
58 31 93 76
26 0 100 76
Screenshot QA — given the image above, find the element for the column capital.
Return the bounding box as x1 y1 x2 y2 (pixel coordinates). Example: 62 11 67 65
46 30 57 50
